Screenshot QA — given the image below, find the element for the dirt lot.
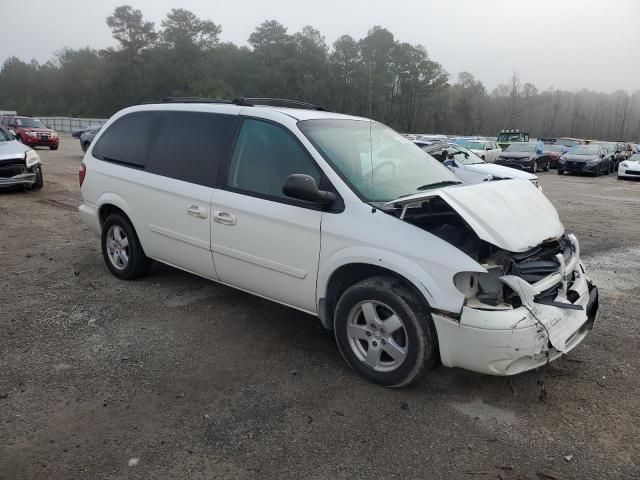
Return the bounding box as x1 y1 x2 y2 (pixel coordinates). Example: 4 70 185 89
1 136 639 480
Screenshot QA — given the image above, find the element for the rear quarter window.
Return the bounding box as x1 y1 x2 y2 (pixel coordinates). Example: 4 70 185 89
145 111 239 187
92 111 161 167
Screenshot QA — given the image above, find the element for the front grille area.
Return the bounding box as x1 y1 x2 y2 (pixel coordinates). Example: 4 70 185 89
502 236 570 283
624 170 640 176
0 159 26 178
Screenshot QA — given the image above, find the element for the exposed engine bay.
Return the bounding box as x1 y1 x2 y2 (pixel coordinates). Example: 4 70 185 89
385 197 581 311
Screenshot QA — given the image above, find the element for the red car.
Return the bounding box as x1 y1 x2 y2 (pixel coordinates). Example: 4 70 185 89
543 144 566 168
1 116 59 150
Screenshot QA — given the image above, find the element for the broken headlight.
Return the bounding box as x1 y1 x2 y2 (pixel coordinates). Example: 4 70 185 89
25 149 40 168
454 268 508 307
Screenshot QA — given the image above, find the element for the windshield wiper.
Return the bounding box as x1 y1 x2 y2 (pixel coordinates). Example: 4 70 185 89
416 180 463 191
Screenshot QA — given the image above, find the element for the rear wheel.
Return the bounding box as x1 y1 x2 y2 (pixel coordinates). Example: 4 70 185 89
101 213 151 280
543 160 550 172
334 276 438 387
530 160 537 173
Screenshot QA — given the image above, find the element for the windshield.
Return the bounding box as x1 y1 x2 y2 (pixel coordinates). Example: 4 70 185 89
556 138 580 147
442 145 485 165
0 127 12 142
298 119 460 202
497 133 523 142
505 143 536 153
629 154 640 161
456 140 486 150
573 146 600 155
16 118 46 128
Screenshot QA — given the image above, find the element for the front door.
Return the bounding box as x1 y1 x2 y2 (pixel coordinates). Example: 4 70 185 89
211 118 323 313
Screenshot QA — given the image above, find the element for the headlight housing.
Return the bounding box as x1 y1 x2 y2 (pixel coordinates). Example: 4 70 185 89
25 149 40 168
620 162 629 168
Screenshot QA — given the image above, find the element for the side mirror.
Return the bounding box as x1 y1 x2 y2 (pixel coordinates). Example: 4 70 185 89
283 174 336 205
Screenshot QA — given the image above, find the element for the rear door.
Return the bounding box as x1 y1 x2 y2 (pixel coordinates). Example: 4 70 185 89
210 118 323 312
142 110 240 279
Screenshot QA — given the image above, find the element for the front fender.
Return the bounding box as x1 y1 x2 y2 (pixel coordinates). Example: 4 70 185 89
317 245 483 314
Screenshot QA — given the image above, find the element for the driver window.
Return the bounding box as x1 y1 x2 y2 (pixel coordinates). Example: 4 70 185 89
228 119 322 200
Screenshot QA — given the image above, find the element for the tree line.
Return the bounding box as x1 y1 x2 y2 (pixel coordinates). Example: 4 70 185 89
1 5 638 141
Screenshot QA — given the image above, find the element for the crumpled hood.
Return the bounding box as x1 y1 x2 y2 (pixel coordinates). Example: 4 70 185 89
0 140 30 161
464 162 537 181
385 179 564 253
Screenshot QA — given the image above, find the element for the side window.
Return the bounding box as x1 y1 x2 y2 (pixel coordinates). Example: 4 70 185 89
227 119 321 200
146 111 239 187
92 111 160 167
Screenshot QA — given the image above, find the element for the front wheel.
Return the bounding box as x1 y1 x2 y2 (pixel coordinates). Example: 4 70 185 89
33 166 43 189
530 160 537 173
334 276 438 387
49 145 58 150
101 213 151 280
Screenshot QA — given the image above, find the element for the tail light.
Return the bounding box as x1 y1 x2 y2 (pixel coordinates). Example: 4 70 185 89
79 161 86 187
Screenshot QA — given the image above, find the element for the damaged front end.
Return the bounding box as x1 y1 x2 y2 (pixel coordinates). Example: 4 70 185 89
384 180 599 375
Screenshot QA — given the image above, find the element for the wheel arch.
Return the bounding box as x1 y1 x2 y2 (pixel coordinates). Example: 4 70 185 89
317 259 442 331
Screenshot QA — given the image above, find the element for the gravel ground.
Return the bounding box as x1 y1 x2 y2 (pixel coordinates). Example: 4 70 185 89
1 136 639 479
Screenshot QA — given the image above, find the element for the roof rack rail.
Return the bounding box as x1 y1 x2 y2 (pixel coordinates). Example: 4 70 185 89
144 96 328 111
158 97 238 105
236 97 327 111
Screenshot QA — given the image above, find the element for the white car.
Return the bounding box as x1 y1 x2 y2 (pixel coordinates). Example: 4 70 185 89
618 154 640 180
78 99 599 387
455 138 502 162
0 124 43 190
419 142 539 186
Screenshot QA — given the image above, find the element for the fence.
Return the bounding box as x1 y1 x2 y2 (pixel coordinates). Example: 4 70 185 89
36 117 109 133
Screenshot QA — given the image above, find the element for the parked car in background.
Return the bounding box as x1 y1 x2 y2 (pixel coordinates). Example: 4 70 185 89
496 129 529 150
617 153 640 180
544 144 567 169
555 137 585 150
538 137 557 144
495 143 550 172
80 125 101 152
558 145 611 176
418 142 538 186
78 99 598 386
0 125 43 190
72 124 102 139
589 142 623 172
453 138 501 162
1 116 59 150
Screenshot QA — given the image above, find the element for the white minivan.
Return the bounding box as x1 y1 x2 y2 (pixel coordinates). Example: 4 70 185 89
78 99 599 387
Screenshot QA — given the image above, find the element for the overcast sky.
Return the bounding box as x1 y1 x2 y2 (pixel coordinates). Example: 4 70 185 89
1 0 638 93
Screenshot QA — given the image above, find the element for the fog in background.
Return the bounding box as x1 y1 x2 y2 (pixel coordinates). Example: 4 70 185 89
1 0 638 93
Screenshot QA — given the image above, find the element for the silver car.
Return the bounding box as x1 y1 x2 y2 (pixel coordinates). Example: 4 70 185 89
80 126 101 152
0 125 43 190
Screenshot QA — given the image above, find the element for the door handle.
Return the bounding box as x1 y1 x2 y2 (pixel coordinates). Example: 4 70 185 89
187 204 208 219
213 210 237 226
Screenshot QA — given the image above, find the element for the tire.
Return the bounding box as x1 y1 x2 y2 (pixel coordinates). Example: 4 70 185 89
50 145 58 150
543 160 549 172
530 160 537 173
33 166 43 189
334 276 438 387
557 169 564 175
101 213 151 280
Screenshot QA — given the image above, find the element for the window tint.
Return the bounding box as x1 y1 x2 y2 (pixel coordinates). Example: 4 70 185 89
227 119 321 200
92 111 160 167
146 111 239 187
